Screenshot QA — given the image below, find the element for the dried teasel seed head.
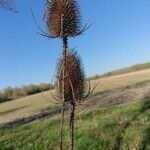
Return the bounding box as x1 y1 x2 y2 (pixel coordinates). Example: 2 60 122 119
56 50 85 103
45 0 82 38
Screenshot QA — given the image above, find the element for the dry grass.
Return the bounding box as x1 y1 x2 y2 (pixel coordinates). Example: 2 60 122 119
0 92 55 124
0 69 150 124
92 68 150 93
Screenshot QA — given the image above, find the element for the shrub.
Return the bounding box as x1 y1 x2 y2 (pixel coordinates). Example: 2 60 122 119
0 83 53 103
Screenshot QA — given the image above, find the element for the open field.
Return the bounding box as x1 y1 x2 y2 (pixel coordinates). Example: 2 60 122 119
92 68 150 93
0 68 150 150
0 69 150 125
101 62 150 77
0 99 149 150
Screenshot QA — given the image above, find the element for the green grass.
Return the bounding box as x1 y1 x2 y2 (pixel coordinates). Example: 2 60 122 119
0 100 149 150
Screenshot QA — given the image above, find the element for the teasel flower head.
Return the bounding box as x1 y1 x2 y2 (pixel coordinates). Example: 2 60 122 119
56 50 85 103
45 0 83 38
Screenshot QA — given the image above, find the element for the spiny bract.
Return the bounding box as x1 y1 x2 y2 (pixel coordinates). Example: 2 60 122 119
56 50 85 103
45 0 81 38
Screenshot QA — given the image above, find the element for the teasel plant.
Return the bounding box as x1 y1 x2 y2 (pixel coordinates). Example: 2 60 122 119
31 0 96 149
56 50 97 150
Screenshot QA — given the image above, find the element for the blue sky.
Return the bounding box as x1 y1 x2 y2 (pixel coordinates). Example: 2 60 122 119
0 0 150 89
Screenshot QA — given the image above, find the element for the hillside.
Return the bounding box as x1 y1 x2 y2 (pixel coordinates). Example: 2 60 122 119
1 62 150 103
0 69 150 125
101 62 150 77
0 63 150 103
0 68 150 150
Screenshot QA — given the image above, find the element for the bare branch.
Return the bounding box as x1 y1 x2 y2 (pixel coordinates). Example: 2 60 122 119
30 0 54 38
0 0 17 12
49 74 61 102
83 81 98 100
41 91 60 105
77 22 93 36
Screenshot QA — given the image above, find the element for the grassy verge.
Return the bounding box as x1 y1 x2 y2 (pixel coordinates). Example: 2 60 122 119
102 62 150 77
0 100 149 150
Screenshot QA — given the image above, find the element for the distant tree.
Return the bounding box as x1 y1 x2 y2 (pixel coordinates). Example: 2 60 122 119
3 87 13 100
0 83 52 103
12 87 24 99
0 92 6 102
0 0 16 12
39 83 51 91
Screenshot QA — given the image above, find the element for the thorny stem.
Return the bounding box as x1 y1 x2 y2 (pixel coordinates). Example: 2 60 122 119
60 36 68 150
60 102 65 150
70 103 75 150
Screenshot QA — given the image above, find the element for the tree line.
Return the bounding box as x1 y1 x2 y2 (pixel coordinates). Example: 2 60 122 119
0 83 53 103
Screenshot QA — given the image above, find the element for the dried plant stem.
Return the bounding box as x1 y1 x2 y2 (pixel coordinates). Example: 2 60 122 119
60 103 65 150
44 1 94 150
69 103 75 150
60 37 68 150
